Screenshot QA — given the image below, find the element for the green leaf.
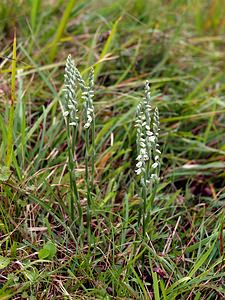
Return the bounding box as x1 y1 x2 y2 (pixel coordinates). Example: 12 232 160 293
0 256 10 269
23 268 39 282
38 241 57 260
0 288 13 298
188 240 216 278
0 166 10 181
11 241 17 258
38 248 50 260
152 272 160 300
44 241 57 259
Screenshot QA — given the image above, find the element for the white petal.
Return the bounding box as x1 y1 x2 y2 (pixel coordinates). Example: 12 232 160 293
148 136 155 143
63 111 69 117
146 131 153 136
136 161 142 168
150 174 159 182
84 123 91 128
152 162 158 169
140 142 146 147
135 168 142 175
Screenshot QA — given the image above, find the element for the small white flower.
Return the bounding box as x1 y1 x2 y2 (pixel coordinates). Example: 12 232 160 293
135 168 142 175
143 154 149 160
152 162 158 169
63 111 69 117
136 161 143 168
140 148 147 155
150 174 159 182
146 131 153 136
69 122 77 126
148 136 155 143
64 55 79 126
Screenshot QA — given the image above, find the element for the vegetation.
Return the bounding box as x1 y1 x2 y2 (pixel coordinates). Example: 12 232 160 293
0 0 224 299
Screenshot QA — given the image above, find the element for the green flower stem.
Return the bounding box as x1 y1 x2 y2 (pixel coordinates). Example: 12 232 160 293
142 176 147 240
66 120 82 227
91 119 95 191
85 128 92 242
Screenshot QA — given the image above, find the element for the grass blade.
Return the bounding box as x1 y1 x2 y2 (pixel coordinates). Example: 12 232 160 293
152 271 160 300
6 30 16 168
188 239 216 278
49 0 76 62
30 0 41 31
94 17 121 79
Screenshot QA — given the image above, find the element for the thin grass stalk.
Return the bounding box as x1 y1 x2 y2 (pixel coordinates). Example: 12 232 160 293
83 93 90 214
71 120 77 153
84 103 93 242
30 0 41 31
68 121 83 228
17 70 26 170
91 115 95 191
71 128 81 218
86 68 96 191
80 67 95 242
85 127 92 242
145 184 157 228
71 125 80 214
141 177 147 240
66 120 75 222
94 17 121 79
49 0 75 62
6 30 16 168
